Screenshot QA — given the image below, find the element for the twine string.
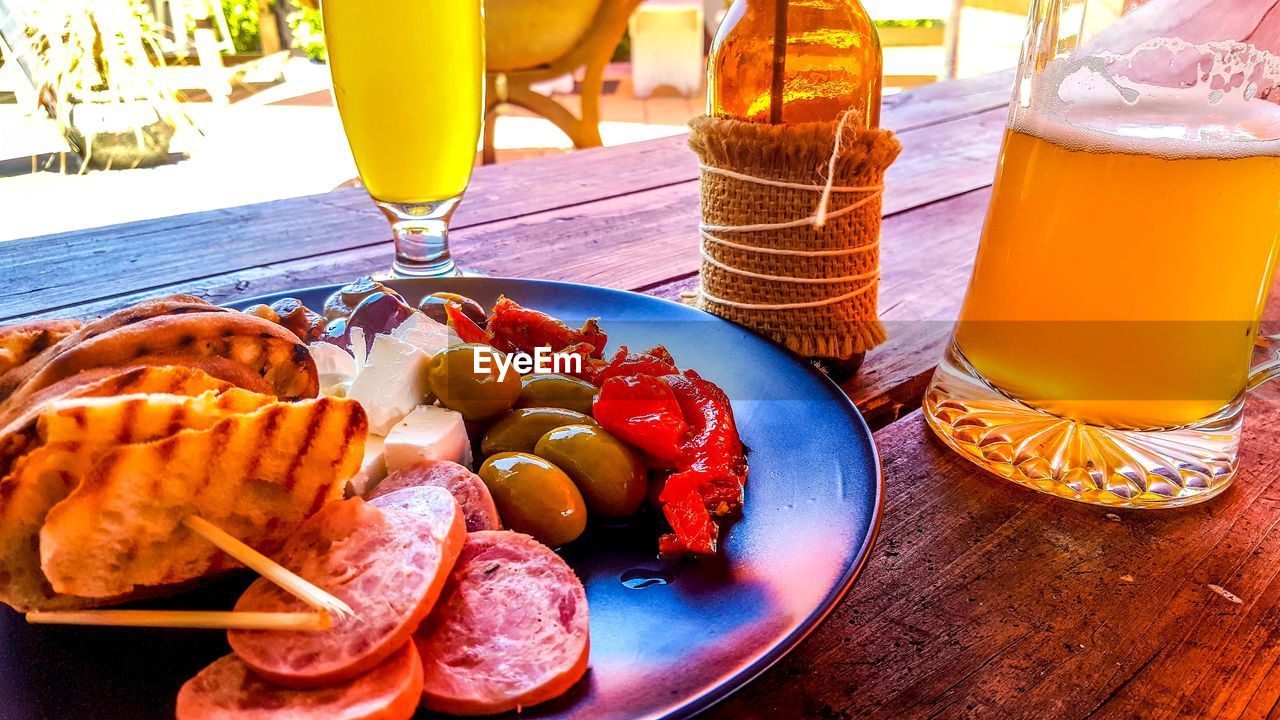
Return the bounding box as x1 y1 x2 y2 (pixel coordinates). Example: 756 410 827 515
694 110 883 311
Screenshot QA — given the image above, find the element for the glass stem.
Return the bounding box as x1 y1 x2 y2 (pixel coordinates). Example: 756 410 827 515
377 197 463 278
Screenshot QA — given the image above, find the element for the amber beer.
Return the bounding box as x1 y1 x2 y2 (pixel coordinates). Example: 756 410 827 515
955 125 1280 429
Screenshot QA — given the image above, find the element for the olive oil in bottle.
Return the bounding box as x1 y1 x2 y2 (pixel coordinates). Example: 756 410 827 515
705 0 884 379
707 0 882 127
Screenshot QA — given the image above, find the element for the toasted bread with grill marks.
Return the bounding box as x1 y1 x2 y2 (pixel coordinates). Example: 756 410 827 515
39 396 366 599
0 320 82 377
0 296 219 405
2 312 317 420
40 388 277 445
0 366 236 481
0 388 279 611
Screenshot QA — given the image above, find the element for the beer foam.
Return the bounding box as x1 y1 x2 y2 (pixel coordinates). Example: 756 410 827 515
1011 38 1280 159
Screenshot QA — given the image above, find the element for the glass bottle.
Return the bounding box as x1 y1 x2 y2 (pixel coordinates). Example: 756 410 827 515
705 0 883 379
707 0 883 127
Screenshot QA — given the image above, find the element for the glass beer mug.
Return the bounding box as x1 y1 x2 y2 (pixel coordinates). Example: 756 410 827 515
923 0 1280 507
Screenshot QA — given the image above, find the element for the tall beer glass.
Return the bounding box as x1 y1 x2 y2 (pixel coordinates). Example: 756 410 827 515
923 0 1280 507
322 0 484 277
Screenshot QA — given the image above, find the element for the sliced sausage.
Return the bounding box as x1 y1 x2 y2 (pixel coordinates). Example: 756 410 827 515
415 530 590 715
367 460 501 532
176 642 422 720
229 493 465 688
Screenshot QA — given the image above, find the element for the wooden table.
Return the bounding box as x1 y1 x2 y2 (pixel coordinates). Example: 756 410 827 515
6 72 1280 719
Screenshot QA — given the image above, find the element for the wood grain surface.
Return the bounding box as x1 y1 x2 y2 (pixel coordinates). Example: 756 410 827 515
707 388 1280 720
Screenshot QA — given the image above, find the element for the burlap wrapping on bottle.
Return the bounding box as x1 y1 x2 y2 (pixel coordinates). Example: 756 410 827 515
688 115 901 360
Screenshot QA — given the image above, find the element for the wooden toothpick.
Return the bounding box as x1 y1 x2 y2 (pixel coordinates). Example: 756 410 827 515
182 515 355 620
27 610 333 631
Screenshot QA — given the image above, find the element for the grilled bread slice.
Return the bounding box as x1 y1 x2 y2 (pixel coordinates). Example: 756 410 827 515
0 366 236 481
2 312 318 420
0 320 82 376
39 396 367 599
40 388 276 444
0 296 220 405
0 388 278 611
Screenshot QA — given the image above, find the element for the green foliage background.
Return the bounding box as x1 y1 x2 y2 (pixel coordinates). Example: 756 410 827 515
286 3 326 61
222 0 262 53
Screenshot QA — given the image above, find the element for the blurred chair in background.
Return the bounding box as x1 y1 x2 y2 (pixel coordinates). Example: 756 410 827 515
483 0 643 164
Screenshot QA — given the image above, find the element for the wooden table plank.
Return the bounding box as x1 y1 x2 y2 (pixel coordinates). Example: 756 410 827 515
3 105 1004 316
705 389 1280 720
0 72 1013 323
0 138 699 320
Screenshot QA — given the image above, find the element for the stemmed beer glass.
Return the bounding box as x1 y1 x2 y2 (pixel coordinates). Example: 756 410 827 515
924 0 1280 507
321 0 485 277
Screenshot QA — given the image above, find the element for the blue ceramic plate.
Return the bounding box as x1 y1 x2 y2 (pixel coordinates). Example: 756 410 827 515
0 278 881 720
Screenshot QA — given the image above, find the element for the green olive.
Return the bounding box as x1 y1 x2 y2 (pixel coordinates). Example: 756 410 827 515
481 407 597 458
516 374 598 415
478 453 586 547
425 343 523 421
534 424 646 518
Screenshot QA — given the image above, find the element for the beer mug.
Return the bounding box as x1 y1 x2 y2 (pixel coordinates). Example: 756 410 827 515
923 0 1280 507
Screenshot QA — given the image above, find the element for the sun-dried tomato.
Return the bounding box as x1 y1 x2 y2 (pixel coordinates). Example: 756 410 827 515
444 302 490 345
486 296 607 359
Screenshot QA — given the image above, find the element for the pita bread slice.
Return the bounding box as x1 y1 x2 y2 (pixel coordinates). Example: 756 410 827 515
0 296 219 405
3 313 317 419
39 397 366 599
0 319 82 376
0 388 275 611
0 366 235 482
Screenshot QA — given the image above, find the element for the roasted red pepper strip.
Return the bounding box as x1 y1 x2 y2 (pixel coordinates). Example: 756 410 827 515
587 345 679 384
656 370 748 555
444 303 491 345
486 296 607 359
592 375 687 465
658 489 717 555
666 371 747 511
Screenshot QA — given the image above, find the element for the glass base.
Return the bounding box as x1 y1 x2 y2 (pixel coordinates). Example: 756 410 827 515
923 341 1241 509
377 197 464 278
390 256 463 279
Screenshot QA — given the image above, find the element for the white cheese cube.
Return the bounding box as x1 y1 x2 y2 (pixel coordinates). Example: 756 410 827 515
347 434 387 497
391 313 455 357
384 405 472 473
347 334 431 436
308 342 358 397
349 327 368 367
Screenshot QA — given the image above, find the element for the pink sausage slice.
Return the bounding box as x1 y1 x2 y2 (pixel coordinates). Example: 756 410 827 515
367 460 501 532
415 530 590 716
177 643 422 720
229 493 465 688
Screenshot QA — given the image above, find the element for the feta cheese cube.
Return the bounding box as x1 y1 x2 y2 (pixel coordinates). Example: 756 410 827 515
347 334 431 436
384 405 472 473
350 327 368 367
308 342 358 397
391 313 454 357
347 434 387 497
